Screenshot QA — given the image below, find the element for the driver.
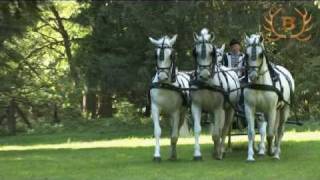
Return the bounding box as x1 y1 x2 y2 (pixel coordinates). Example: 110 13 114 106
222 39 246 78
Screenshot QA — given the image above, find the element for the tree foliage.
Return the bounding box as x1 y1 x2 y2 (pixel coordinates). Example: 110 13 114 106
0 1 319 134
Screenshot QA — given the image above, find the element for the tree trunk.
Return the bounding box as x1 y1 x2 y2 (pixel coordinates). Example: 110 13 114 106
16 104 32 128
98 93 113 118
86 90 97 119
82 92 87 114
7 99 16 135
53 103 60 124
49 5 80 86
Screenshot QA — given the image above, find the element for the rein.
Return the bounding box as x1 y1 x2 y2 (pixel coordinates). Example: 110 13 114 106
189 79 225 93
246 56 267 76
189 66 240 112
150 82 182 93
244 43 291 106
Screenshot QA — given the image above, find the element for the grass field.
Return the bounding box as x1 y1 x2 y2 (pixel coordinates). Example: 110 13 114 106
0 128 320 180
0 120 320 180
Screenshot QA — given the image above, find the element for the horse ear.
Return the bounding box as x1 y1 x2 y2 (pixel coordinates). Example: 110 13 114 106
169 34 178 46
149 37 159 46
193 32 199 41
259 33 264 43
210 33 215 42
244 33 250 46
221 43 225 51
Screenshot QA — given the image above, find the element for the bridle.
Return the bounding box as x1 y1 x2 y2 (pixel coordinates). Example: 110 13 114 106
245 43 268 78
193 38 216 79
154 39 176 82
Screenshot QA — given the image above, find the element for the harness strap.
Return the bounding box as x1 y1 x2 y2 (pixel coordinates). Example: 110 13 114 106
221 71 230 93
225 70 241 106
189 80 225 94
189 79 238 111
265 56 277 87
150 82 182 93
274 65 294 103
150 82 188 106
217 71 223 90
244 84 286 103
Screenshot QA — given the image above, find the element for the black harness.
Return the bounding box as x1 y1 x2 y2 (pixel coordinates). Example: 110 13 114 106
150 82 183 94
149 39 187 106
154 39 176 83
243 43 292 106
191 39 239 109
244 43 265 75
192 38 216 79
189 79 226 95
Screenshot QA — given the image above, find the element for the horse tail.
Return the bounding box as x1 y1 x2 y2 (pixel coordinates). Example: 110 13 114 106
179 110 191 137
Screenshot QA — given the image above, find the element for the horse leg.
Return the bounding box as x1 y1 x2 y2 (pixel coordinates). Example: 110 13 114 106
257 119 267 156
226 126 232 153
245 104 256 161
191 103 202 160
151 104 162 162
266 108 277 156
273 109 280 157
221 108 234 156
212 108 225 160
274 106 289 160
169 110 180 161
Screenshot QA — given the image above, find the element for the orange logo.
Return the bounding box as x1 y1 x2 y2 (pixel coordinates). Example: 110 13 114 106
264 7 312 42
281 16 296 31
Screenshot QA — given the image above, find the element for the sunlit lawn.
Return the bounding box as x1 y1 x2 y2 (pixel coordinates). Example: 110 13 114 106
0 128 319 180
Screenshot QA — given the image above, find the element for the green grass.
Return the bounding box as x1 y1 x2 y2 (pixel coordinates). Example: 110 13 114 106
0 120 319 180
0 140 319 180
0 131 319 180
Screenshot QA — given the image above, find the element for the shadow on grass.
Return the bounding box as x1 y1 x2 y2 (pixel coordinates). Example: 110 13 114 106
286 119 320 132
0 124 179 146
0 120 319 147
0 126 153 146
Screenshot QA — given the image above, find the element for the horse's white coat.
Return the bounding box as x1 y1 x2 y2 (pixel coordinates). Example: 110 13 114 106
244 34 295 161
149 35 190 160
216 44 225 64
191 29 240 159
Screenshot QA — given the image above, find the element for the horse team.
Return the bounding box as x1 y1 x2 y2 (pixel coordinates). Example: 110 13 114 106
148 28 295 162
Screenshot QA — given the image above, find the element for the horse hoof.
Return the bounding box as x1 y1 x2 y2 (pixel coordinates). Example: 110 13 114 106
215 156 223 160
153 157 162 162
226 148 232 153
267 152 274 157
193 156 203 161
258 151 265 156
272 155 280 160
246 157 255 162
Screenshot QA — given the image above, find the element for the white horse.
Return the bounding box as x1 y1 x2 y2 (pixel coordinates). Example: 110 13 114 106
243 33 295 161
216 43 267 154
149 35 190 161
216 44 225 65
191 28 240 160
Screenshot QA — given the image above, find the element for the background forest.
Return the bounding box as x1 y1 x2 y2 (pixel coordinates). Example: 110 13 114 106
0 0 319 135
